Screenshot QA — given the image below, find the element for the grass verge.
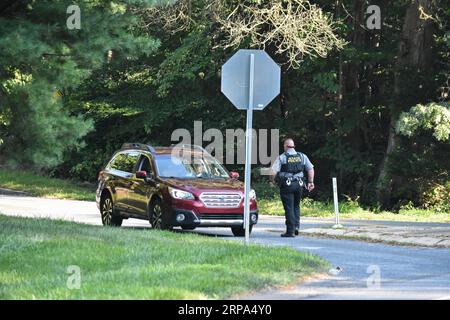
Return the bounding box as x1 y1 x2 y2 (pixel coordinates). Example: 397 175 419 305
0 169 95 201
258 197 450 222
0 215 329 299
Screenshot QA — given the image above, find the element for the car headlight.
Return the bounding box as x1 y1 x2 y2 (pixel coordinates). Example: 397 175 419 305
168 187 195 200
249 189 256 200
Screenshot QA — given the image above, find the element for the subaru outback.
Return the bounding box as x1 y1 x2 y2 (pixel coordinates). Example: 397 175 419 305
96 143 258 236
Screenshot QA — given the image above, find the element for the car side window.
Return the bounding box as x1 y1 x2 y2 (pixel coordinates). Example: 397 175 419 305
109 152 140 173
109 153 126 171
138 155 154 176
123 152 140 173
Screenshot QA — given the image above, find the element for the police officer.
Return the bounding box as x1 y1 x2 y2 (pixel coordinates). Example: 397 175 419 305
270 138 315 237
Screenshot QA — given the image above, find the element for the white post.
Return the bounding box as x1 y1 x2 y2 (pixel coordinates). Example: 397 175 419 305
332 177 342 228
243 53 255 246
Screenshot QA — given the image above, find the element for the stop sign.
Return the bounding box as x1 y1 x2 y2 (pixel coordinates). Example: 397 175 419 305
220 49 281 246
221 49 281 110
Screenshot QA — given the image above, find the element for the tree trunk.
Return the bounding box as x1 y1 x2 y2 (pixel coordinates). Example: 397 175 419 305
339 0 366 194
375 0 435 207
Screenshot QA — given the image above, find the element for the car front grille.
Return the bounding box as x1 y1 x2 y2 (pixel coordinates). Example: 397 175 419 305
199 192 242 208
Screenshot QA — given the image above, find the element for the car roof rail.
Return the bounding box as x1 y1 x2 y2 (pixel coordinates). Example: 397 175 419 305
172 144 209 153
121 142 155 153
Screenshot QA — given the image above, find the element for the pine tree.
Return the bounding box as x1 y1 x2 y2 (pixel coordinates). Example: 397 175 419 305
0 0 162 169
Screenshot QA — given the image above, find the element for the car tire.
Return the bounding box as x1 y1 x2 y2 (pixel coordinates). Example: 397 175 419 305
181 226 196 231
149 198 171 230
100 193 123 227
231 225 253 237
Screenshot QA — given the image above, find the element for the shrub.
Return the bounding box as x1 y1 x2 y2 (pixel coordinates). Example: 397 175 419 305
421 180 450 213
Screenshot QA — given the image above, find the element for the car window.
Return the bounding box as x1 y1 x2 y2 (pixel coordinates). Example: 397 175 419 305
138 155 154 175
109 153 126 171
109 152 140 173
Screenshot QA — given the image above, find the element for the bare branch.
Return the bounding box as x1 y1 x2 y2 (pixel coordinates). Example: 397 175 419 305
144 0 345 69
214 0 345 68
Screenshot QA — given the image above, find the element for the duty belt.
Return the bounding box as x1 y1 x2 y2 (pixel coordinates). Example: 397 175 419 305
285 176 303 187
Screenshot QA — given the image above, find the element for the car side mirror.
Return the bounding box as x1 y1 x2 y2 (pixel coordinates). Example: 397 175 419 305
136 171 148 179
230 171 239 179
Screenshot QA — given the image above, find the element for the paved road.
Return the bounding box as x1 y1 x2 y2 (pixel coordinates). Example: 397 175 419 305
1 194 449 300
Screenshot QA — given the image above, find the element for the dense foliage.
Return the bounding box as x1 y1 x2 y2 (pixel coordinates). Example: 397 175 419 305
0 0 449 211
0 0 160 168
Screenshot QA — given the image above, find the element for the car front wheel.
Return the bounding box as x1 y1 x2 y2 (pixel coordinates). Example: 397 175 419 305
231 225 253 237
149 199 171 230
101 194 122 227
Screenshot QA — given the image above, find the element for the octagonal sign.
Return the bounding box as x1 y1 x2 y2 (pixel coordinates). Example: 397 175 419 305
221 49 280 110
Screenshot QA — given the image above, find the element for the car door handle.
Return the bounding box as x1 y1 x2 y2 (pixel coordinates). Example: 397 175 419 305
128 180 140 187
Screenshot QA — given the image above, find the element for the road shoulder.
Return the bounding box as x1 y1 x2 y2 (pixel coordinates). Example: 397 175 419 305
298 225 450 248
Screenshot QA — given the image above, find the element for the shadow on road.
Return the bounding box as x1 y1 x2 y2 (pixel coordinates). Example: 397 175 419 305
120 224 235 238
0 188 29 197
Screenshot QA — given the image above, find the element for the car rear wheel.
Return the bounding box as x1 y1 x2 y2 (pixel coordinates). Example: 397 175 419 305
149 199 171 230
231 225 252 237
101 194 122 227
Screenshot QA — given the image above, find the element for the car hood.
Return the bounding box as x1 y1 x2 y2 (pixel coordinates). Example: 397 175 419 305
160 178 245 194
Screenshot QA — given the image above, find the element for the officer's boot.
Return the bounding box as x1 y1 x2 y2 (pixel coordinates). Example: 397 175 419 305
281 228 295 237
281 232 295 237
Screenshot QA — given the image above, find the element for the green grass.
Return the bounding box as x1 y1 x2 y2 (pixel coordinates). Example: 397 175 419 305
0 215 329 299
254 182 449 222
0 169 95 201
258 197 450 223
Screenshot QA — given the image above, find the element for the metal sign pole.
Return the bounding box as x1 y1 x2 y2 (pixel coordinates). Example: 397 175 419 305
244 53 255 246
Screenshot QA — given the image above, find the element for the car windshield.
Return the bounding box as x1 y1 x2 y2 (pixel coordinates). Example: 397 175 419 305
155 154 230 179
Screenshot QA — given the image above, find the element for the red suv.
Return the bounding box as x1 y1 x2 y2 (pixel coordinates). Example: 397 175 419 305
96 143 258 236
